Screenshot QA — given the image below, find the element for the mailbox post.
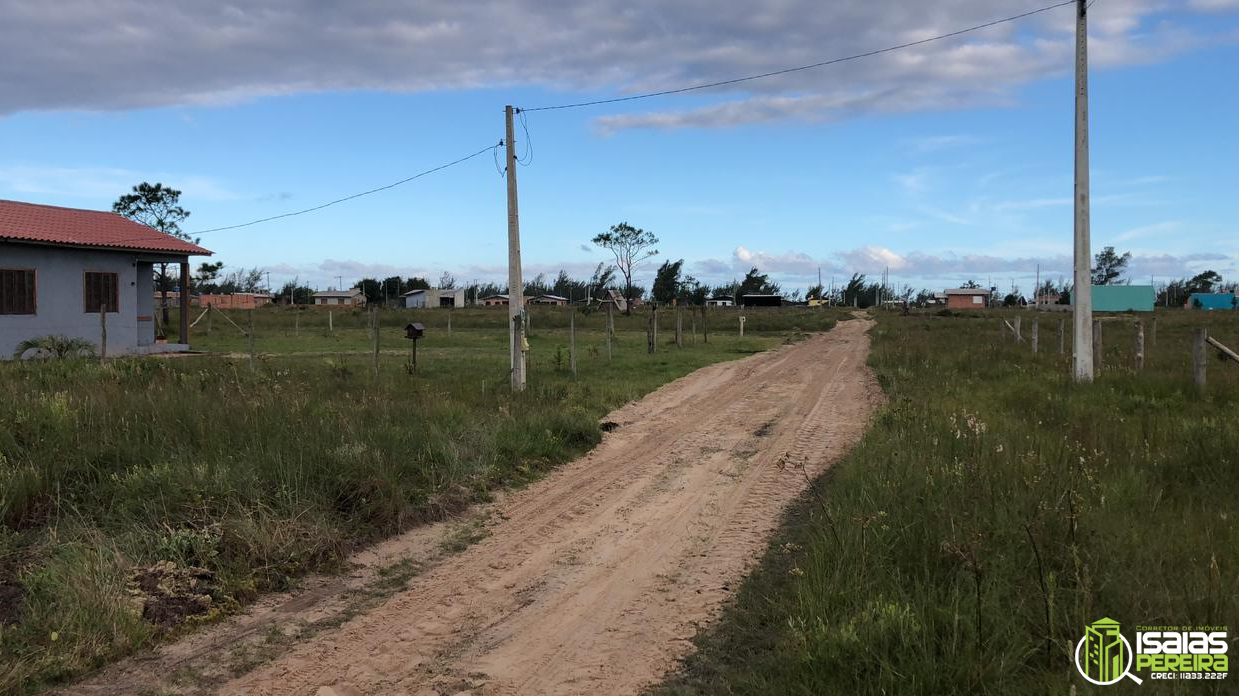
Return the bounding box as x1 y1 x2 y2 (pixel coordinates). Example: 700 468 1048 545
404 322 425 372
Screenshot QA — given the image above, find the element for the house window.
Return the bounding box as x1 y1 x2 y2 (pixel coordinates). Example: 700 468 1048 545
0 269 36 315
84 271 119 313
972 295 983 305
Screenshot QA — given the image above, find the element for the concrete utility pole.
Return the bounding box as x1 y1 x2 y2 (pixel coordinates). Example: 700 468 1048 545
1072 0 1094 382
1035 263 1041 309
505 105 527 391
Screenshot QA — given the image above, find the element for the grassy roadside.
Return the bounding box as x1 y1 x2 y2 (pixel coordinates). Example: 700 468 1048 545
0 307 838 694
654 310 1239 695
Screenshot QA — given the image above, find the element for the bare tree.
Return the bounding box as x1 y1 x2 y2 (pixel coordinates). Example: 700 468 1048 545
592 222 658 315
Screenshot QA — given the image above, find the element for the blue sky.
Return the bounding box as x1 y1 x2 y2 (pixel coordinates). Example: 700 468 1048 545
2 0 1237 295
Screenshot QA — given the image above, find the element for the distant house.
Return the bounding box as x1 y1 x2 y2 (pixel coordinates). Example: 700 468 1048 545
1089 285 1155 312
530 294 569 306
944 288 989 309
199 292 273 310
313 289 366 307
0 198 212 358
479 294 532 307
740 294 783 307
596 289 628 313
704 296 734 308
1188 292 1239 311
153 292 200 309
402 287 465 309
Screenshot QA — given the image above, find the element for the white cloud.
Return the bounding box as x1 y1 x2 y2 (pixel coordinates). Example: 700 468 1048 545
1112 221 1181 243
0 0 1233 132
734 245 837 278
0 164 238 202
261 246 1237 293
1190 0 1239 11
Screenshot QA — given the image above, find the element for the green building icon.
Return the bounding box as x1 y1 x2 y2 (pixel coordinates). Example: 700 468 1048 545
1085 618 1125 682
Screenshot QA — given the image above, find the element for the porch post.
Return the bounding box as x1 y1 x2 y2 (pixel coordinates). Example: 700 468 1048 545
180 260 191 344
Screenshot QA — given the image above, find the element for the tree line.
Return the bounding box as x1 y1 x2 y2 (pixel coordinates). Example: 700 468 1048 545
110 187 1236 314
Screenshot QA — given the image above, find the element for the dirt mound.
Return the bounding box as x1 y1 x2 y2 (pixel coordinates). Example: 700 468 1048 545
130 561 216 628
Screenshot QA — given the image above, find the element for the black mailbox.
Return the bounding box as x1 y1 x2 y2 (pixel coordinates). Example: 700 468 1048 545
405 322 425 340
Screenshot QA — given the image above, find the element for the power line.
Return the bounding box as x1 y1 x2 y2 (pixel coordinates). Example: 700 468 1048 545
522 1 1075 113
189 142 503 235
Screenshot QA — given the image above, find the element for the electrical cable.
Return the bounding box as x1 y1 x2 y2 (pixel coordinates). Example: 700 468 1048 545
187 142 503 235
494 139 507 176
522 1 1075 112
516 109 534 166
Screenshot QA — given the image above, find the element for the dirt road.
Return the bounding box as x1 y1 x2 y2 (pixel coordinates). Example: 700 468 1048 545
62 317 880 696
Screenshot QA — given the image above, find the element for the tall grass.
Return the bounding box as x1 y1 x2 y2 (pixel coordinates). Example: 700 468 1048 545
0 310 836 694
656 309 1239 695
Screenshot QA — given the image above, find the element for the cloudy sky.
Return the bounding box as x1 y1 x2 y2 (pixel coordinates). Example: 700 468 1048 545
2 0 1238 293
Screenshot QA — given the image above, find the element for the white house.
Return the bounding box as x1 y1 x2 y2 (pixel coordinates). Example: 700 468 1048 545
705 297 735 307
313 289 366 306
0 199 212 359
402 287 465 308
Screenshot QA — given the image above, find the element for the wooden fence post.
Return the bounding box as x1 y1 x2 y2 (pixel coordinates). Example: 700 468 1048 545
99 304 107 359
328 310 333 333
447 309 452 338
1151 317 1158 347
1014 317 1022 343
675 308 683 348
652 305 658 347
248 308 256 372
569 309 577 376
606 302 613 361
647 307 656 354
1031 319 1039 354
371 308 380 377
691 311 697 343
999 318 1006 342
1092 320 1103 374
207 304 213 335
702 306 709 343
1193 328 1207 392
1134 320 1145 371
1058 319 1065 355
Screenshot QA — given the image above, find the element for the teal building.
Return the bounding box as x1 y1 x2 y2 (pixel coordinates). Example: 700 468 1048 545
1088 285 1155 312
1189 293 1238 310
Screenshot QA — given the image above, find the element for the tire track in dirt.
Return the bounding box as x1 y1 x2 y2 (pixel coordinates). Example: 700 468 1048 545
213 317 880 696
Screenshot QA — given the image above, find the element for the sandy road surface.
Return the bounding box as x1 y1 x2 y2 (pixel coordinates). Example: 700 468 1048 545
57 318 879 696
224 317 879 696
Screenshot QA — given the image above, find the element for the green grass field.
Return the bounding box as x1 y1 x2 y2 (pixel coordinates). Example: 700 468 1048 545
0 306 839 694
654 308 1239 695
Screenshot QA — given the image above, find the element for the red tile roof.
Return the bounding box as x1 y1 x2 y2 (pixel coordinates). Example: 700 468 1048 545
0 199 211 256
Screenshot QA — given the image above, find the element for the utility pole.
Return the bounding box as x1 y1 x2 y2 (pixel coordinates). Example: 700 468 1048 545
1072 0 1094 382
1035 263 1041 309
505 105 527 391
